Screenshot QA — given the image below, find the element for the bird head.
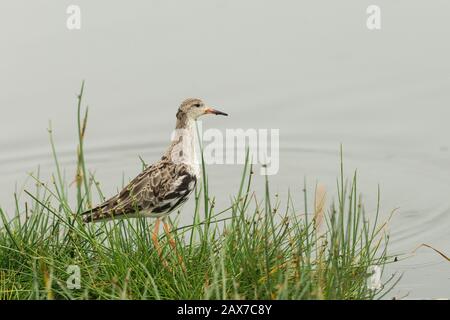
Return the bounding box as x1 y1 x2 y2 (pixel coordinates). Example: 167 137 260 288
176 98 228 121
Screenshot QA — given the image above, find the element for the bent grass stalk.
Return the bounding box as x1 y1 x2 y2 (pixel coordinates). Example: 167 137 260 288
0 83 398 299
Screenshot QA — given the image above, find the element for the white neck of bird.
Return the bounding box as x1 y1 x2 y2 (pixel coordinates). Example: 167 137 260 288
168 118 199 168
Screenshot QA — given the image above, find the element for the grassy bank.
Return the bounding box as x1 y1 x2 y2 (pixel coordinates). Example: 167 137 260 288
0 84 397 299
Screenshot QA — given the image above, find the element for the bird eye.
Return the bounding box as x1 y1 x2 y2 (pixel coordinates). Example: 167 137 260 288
193 104 201 108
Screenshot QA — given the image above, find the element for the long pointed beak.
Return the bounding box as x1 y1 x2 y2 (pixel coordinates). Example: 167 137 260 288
205 107 228 116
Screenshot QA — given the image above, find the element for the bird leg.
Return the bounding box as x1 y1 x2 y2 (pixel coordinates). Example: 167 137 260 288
162 218 186 271
162 219 176 249
151 218 169 269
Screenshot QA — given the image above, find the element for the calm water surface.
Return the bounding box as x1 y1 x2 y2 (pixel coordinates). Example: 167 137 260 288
0 1 449 298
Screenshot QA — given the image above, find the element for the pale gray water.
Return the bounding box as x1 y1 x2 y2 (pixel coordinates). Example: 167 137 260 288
0 0 449 299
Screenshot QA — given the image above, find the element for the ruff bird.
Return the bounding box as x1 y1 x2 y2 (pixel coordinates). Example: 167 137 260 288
81 98 228 264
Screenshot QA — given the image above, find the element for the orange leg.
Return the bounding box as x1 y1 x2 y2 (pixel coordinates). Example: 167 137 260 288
162 218 186 271
151 218 169 268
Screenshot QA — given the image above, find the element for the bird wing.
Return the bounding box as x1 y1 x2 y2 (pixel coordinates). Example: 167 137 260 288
82 160 197 222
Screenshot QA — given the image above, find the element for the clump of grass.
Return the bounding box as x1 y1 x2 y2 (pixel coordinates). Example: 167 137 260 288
0 83 398 299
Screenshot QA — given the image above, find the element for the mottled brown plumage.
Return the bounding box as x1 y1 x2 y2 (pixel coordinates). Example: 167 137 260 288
81 98 227 223
82 159 197 222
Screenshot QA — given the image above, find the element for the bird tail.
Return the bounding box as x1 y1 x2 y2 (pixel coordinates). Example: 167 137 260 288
79 205 104 223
